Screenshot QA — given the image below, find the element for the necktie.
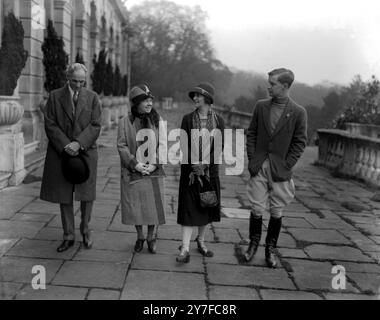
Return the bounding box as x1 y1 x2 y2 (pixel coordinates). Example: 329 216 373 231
73 91 78 114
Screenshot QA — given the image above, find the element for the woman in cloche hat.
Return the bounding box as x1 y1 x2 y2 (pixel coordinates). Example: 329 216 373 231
176 82 225 263
117 84 166 254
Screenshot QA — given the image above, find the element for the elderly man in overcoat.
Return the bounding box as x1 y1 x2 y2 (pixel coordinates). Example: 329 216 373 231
40 63 102 252
244 68 307 268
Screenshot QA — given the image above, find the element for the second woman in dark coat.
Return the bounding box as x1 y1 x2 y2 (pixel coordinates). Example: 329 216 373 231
177 83 224 263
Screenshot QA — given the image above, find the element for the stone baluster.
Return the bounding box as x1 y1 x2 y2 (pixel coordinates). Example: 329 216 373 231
354 145 364 176
372 150 380 183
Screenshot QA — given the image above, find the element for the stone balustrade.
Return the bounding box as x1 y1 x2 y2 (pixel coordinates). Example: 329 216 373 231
213 106 252 130
100 96 130 130
317 128 380 186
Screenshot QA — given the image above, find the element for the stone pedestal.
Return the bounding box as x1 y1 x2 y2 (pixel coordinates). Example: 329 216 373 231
0 96 26 187
0 124 27 186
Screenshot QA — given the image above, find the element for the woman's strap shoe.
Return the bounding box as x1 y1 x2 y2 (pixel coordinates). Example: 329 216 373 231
134 239 145 253
195 237 214 257
147 239 157 254
176 247 190 263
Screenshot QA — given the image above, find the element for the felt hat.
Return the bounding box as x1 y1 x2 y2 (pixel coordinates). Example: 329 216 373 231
129 84 154 106
61 151 90 185
189 82 215 104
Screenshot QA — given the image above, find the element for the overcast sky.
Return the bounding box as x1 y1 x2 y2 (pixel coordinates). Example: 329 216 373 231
126 0 380 86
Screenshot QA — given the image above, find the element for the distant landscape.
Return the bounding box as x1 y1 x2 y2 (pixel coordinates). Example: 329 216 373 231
221 70 340 110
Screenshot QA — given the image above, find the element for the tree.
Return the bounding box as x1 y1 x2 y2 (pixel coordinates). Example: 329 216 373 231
0 12 29 95
129 0 232 101
41 20 68 93
334 75 380 128
91 49 107 95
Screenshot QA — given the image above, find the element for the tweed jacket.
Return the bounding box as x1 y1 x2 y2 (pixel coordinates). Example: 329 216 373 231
246 97 307 181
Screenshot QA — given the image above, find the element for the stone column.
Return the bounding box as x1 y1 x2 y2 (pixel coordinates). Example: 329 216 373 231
53 0 73 54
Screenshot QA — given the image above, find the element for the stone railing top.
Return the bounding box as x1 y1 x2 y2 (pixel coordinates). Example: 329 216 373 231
317 128 380 144
212 106 252 118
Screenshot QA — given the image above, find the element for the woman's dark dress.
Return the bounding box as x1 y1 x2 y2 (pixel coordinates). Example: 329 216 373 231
177 111 225 226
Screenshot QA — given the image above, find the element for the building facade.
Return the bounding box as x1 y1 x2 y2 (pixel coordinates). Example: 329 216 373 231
0 0 131 189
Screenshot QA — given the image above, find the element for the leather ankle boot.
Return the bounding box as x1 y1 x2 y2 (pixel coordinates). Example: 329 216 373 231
265 217 282 268
244 214 262 262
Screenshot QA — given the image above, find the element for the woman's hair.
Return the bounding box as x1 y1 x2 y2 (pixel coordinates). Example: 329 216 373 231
203 95 213 105
131 102 160 129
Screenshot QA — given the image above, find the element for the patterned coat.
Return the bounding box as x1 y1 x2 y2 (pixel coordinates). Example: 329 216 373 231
40 84 102 204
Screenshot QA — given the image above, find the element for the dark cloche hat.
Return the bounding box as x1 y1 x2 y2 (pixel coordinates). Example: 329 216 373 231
61 151 90 185
129 84 154 106
189 82 215 104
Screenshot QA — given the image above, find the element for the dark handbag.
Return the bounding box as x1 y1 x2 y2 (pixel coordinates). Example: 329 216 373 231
199 176 218 208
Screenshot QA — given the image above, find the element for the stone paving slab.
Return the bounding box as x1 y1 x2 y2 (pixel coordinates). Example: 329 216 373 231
282 217 313 228
0 257 63 283
10 212 55 223
19 200 61 215
323 293 377 300
355 224 380 236
5 239 79 260
214 228 242 243
338 230 376 246
33 227 82 241
0 239 18 257
304 244 374 262
0 220 45 238
207 264 295 289
131 253 204 273
287 228 352 245
15 285 88 300
221 208 250 219
304 217 357 231
285 258 358 293
87 288 120 300
278 248 308 259
73 248 133 264
0 196 35 219
209 285 260 300
48 215 111 232
52 261 128 289
91 231 137 252
0 282 24 300
333 261 380 274
260 289 322 300
347 273 380 294
121 270 207 300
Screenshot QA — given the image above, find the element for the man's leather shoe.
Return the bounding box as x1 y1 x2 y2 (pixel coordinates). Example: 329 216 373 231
147 239 157 254
57 240 75 252
134 239 145 253
244 240 259 262
82 234 93 249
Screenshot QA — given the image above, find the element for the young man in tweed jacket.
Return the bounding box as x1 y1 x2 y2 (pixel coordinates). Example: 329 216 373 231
245 68 307 268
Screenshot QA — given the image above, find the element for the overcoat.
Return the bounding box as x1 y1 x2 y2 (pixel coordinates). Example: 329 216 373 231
40 84 102 204
117 114 166 225
246 98 307 182
177 110 225 226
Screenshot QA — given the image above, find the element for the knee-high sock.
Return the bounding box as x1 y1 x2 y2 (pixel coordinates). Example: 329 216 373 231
197 225 208 244
182 226 193 251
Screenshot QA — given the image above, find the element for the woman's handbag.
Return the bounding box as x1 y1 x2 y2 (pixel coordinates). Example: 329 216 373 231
199 176 218 208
